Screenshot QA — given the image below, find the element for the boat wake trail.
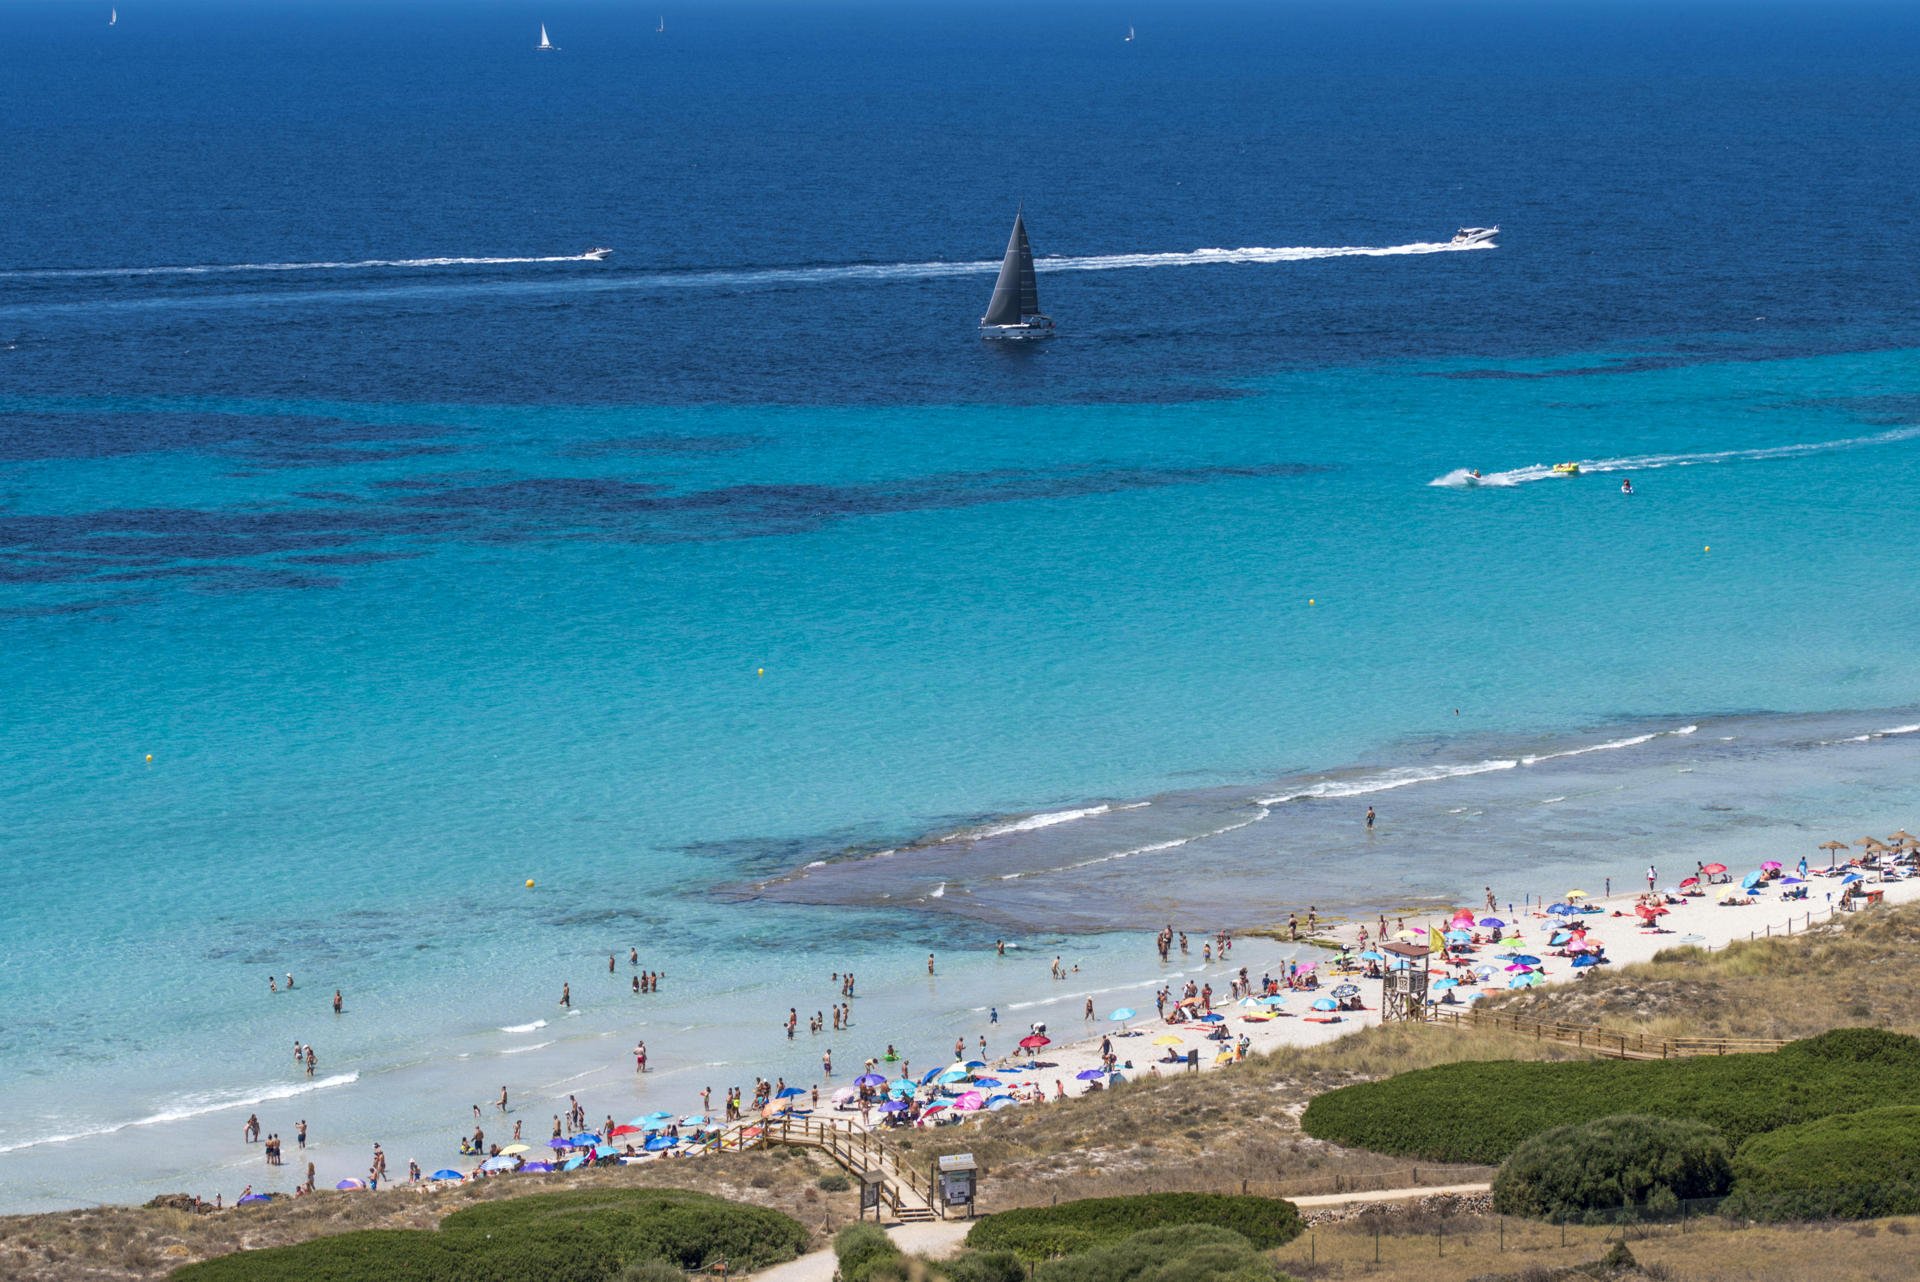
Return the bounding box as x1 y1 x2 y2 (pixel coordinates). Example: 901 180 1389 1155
0 252 610 281
1429 426 1920 489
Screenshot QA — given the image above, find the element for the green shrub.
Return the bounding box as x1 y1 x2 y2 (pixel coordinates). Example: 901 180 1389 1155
1301 1029 1920 1164
171 1187 807 1281
834 1222 906 1282
817 1172 851 1192
1726 1105 1920 1221
1491 1115 1732 1220
941 1247 1027 1282
966 1193 1303 1261
1033 1225 1284 1282
617 1263 686 1282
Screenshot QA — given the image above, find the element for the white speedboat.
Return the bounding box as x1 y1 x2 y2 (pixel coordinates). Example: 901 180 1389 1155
979 210 1055 341
583 247 613 261
1451 226 1498 246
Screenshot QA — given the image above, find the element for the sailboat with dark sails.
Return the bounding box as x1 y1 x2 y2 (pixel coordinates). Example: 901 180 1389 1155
979 209 1055 340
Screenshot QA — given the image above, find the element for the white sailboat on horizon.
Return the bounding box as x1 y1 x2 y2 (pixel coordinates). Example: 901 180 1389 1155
109 7 116 25
537 23 556 51
1125 24 1134 42
657 15 665 33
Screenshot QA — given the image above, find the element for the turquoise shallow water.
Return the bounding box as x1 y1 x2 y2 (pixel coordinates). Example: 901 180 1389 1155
5 344 1920 1208
11 0 1920 1212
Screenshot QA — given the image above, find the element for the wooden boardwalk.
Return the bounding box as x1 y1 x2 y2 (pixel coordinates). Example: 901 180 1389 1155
740 1115 941 1223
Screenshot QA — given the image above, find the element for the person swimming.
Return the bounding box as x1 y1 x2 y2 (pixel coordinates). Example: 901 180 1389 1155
1621 477 1633 494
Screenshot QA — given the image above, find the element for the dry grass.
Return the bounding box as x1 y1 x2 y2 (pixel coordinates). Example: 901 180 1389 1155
1275 1209 1920 1281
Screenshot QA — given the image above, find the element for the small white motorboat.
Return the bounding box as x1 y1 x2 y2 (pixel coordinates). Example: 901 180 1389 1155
1451 226 1498 246
583 248 613 261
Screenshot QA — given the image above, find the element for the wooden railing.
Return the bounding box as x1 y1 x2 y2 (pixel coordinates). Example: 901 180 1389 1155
735 1114 936 1215
1432 1006 1787 1059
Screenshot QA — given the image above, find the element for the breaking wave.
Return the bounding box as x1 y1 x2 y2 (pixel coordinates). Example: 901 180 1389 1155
0 1072 359 1155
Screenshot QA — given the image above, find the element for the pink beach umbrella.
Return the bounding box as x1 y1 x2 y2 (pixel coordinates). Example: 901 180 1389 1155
953 1091 985 1112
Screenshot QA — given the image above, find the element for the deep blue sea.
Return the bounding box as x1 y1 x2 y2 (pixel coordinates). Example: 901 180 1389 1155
6 0 1920 1211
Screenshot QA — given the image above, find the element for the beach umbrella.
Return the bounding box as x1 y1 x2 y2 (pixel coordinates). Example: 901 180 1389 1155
483 1155 519 1171
1392 930 1422 942
1153 1034 1183 1045
1108 1007 1136 1021
1297 960 1318 971
973 1077 1003 1088
522 1161 554 1172
1572 955 1601 968
1445 930 1471 943
1781 877 1805 885
1507 954 1541 966
642 1110 674 1124
1567 889 1589 899
879 1099 910 1113
1311 997 1338 1010
1018 1034 1050 1049
918 1068 943 1085
546 1138 571 1150
499 1143 531 1155
1703 863 1728 875
608 1125 641 1138
761 1101 791 1118
562 1155 587 1172
888 1079 917 1094
1259 994 1288 1007
594 1142 623 1158
986 1097 1016 1110
1741 872 1764 890
429 1169 463 1181
1504 963 1535 973
1841 873 1864 884
954 1091 986 1110
335 1179 365 1191
775 1086 807 1099
237 1193 271 1204
937 1069 970 1084
1432 977 1458 989
1547 903 1576 916
1679 876 1699 889
1358 949 1384 961
1331 983 1360 998
1508 973 1542 988
680 1114 708 1126
1479 917 1505 928
1761 860 1782 871
964 1060 987 1069
645 1135 678 1151
1075 1069 1107 1080
853 1073 886 1087
1196 1012 1225 1023
570 1132 599 1146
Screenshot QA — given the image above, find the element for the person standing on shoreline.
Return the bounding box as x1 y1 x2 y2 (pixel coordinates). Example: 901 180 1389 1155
332 989 343 1015
1365 806 1375 830
559 982 570 1008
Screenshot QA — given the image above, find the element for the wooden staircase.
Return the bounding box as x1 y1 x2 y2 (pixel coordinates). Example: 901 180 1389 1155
736 1114 943 1222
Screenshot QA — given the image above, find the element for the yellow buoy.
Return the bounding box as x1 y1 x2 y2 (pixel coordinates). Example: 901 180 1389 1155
525 879 536 889
757 667 765 677
144 753 153 763
1308 598 1316 606
1704 546 1710 553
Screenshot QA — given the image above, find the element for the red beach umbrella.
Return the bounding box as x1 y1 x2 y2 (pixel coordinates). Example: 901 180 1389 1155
1018 1034 1050 1050
1702 863 1728 875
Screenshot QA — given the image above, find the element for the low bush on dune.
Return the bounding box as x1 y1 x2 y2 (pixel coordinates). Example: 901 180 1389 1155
1301 1028 1920 1165
1725 1105 1920 1222
1490 1114 1733 1220
1033 1224 1290 1282
834 1222 907 1282
966 1192 1303 1261
170 1187 807 1281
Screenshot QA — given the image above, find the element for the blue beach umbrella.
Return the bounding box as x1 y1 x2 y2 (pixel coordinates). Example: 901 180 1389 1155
918 1068 943 1085
853 1073 886 1087
594 1142 621 1158
1075 1068 1106 1080
986 1096 1016 1110
1432 977 1458 990
430 1169 464 1181
1547 903 1577 916
1841 873 1864 884
643 1110 674 1123
1781 877 1806 885
569 1132 599 1146
888 1078 917 1094
547 1137 571 1150
1311 997 1337 1011
483 1155 518 1171
937 1070 970 1084
1509 973 1543 988
1196 1012 1225 1023
964 1060 987 1069
1479 917 1505 928
645 1135 678 1152
879 1099 910 1113
1445 930 1471 943
1572 954 1601 968
237 1193 271 1204
335 1179 364 1190
1258 994 1287 1007
1508 954 1541 966
1359 950 1384 961
1108 1007 1136 1021
680 1114 708 1127
972 1077 1003 1088
1741 872 1764 891
775 1086 806 1099
521 1161 554 1172
562 1155 587 1172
